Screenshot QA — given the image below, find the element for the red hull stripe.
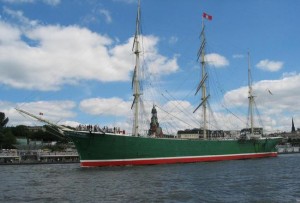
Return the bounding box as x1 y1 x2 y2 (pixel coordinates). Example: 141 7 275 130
80 152 278 167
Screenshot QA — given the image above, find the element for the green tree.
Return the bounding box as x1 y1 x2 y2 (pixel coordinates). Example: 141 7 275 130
2 131 16 148
0 112 16 149
12 125 29 138
0 112 9 129
12 125 33 144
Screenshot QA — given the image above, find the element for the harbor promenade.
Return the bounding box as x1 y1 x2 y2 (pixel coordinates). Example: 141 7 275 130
0 149 79 164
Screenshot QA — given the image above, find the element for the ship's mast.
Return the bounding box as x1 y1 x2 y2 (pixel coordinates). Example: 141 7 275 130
201 19 208 139
194 16 210 139
131 0 142 137
248 52 254 136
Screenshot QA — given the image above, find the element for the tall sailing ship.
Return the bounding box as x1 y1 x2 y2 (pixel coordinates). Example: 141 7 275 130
16 1 282 167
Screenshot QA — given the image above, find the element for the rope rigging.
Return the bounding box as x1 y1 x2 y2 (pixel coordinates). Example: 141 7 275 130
154 105 195 129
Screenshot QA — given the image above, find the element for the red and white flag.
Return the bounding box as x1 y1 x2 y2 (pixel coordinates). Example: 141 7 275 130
203 12 212 20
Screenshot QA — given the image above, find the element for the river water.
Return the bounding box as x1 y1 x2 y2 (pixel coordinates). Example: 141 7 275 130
1 153 299 203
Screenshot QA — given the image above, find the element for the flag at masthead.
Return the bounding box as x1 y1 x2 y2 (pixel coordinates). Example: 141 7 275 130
203 12 212 20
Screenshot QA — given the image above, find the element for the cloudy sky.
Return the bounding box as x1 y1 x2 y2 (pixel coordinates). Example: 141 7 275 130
0 0 299 134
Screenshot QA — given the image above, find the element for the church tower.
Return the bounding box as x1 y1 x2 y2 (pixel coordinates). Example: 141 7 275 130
148 105 163 137
292 118 296 133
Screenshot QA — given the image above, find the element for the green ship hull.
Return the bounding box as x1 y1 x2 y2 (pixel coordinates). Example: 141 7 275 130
65 131 282 167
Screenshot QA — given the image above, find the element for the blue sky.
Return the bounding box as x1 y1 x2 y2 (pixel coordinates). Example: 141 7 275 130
0 0 299 134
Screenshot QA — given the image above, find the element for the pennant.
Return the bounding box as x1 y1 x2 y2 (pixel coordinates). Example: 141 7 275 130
203 12 212 20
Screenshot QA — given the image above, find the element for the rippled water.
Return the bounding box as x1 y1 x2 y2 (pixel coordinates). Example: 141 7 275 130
1 154 300 203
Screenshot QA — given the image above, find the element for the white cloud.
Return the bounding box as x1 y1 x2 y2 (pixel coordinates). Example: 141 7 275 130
80 97 131 116
3 7 39 27
223 86 248 108
0 21 21 43
256 59 284 72
147 55 179 75
223 73 300 132
142 36 179 75
0 20 179 91
61 120 81 127
205 53 229 67
42 0 60 6
232 54 245 59
79 4 113 26
282 71 297 78
224 73 300 111
99 9 112 24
